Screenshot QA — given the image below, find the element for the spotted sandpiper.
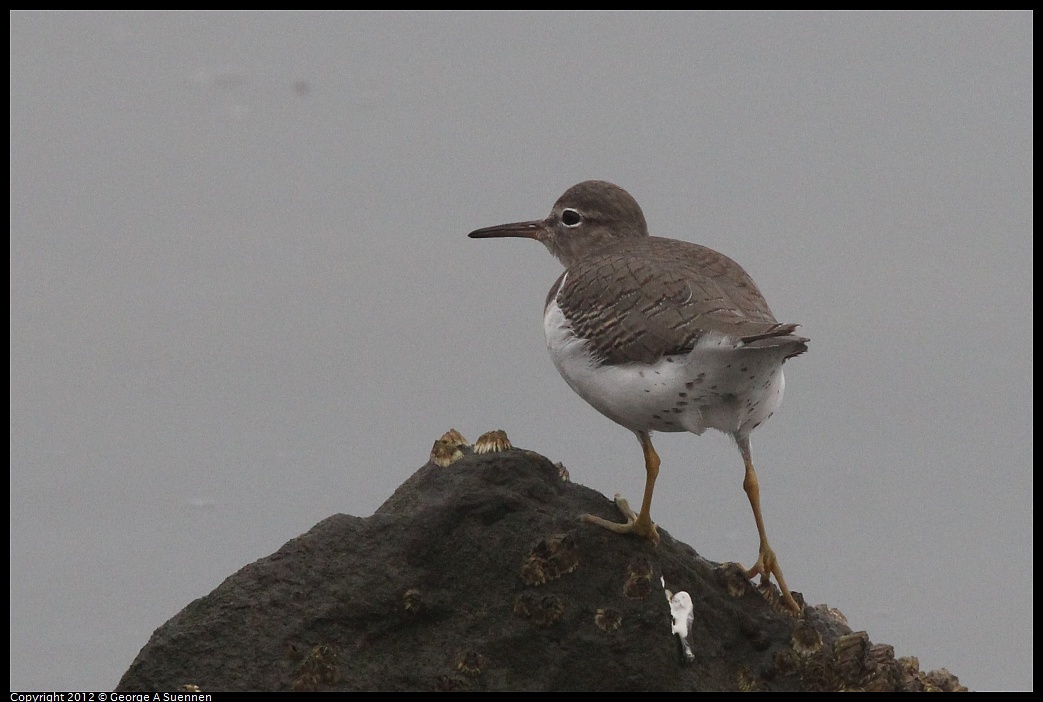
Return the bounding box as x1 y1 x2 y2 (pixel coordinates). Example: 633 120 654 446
469 180 808 611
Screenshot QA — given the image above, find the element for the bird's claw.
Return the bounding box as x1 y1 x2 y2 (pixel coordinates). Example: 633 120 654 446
582 494 660 544
745 542 800 612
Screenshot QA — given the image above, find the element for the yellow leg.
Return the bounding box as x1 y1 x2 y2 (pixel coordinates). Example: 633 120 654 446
582 430 661 544
738 436 799 612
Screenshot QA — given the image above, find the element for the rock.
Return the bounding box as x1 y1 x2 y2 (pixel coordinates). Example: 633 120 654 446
116 440 965 691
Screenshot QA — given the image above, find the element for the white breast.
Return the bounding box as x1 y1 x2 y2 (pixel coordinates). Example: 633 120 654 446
543 279 786 439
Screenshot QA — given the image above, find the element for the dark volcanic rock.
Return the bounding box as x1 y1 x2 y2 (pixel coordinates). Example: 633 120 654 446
116 443 965 691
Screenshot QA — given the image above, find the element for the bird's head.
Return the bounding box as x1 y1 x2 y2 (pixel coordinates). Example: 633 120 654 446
468 180 649 268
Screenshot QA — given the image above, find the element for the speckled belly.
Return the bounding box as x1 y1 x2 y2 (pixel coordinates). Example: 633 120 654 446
543 299 786 438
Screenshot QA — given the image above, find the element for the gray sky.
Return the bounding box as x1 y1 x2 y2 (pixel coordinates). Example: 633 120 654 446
10 11 1032 691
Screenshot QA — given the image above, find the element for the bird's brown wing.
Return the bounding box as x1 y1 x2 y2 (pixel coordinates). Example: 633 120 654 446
555 237 806 365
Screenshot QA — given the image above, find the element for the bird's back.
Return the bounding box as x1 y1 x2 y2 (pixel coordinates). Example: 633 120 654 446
550 236 805 366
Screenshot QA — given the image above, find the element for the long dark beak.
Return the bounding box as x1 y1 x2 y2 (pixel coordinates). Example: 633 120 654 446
468 220 545 240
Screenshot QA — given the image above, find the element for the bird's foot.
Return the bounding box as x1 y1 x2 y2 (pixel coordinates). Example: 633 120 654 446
581 494 660 545
745 542 800 613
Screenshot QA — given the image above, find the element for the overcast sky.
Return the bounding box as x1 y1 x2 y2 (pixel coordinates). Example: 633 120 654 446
10 11 1032 691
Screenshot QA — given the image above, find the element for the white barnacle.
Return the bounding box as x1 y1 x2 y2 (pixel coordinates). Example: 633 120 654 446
663 578 695 663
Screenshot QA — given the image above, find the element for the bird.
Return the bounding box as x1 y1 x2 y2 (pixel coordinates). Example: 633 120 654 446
468 180 807 611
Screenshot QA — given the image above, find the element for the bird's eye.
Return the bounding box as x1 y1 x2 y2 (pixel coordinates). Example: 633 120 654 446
561 209 582 227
